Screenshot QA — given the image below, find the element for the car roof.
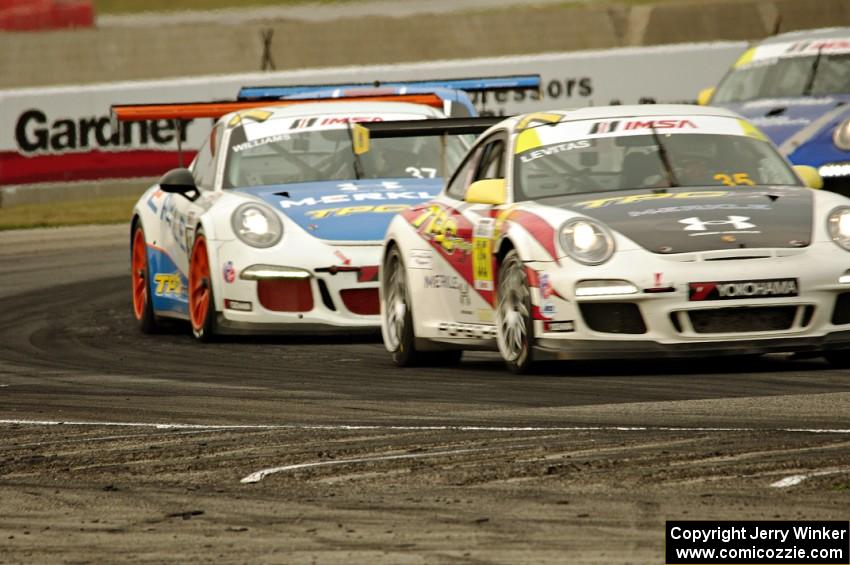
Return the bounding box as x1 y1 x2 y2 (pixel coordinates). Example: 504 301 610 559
496 104 741 131
759 26 850 45
220 100 443 125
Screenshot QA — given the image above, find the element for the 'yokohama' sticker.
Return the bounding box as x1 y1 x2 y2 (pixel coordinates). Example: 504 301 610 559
689 278 798 301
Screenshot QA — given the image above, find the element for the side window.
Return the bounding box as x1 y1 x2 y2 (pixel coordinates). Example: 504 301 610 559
445 134 506 200
474 140 506 181
445 145 483 200
191 125 221 190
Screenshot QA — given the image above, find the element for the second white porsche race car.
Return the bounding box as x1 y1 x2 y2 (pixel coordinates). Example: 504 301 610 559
379 104 850 372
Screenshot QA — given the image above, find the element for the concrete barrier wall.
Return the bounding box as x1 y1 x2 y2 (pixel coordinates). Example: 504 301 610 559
626 0 778 45
629 0 850 45
0 7 622 89
1 0 848 90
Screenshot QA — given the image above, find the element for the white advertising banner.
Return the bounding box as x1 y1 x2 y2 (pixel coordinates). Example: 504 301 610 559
0 41 745 185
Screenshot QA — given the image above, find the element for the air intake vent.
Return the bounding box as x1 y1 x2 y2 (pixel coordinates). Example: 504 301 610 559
257 279 313 312
688 306 795 333
579 302 646 334
832 293 850 325
317 279 336 311
340 289 380 316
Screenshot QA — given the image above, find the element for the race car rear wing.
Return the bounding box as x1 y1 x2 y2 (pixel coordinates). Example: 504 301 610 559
110 93 449 165
351 117 505 155
109 92 446 123
236 75 541 101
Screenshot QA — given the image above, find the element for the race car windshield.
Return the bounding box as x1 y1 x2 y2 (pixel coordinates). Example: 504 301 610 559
513 130 801 201
223 126 469 188
713 53 850 103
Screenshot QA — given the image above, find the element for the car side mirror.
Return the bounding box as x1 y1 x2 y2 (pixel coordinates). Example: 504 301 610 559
466 179 506 205
697 87 715 106
159 168 199 201
793 165 823 189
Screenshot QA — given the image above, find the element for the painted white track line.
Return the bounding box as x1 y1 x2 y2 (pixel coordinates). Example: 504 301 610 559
241 447 492 484
770 469 850 488
2 419 850 434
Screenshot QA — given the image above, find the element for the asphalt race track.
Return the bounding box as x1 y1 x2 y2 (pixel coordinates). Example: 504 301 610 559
1 225 849 563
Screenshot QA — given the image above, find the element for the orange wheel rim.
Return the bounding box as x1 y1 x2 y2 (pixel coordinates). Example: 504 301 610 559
189 236 211 330
131 228 148 320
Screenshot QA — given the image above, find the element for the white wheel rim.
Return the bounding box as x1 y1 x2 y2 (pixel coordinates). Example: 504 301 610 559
384 254 407 350
496 257 530 362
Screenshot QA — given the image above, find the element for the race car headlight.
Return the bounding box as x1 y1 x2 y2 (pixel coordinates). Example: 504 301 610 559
834 119 850 151
231 203 283 248
827 207 850 251
558 218 615 265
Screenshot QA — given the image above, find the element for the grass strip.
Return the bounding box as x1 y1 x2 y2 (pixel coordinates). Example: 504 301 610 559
0 196 137 231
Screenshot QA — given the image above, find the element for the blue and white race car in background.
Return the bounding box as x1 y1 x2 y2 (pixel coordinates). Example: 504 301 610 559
116 77 536 340
700 27 850 194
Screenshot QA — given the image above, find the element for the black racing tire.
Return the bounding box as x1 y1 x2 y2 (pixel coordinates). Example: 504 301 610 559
131 223 160 334
496 249 536 374
188 229 218 342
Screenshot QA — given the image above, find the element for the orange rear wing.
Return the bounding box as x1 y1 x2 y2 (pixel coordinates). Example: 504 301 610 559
109 93 446 124
109 92 448 167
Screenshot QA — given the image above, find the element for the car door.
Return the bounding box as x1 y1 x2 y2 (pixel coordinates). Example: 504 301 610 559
155 124 222 314
438 132 508 325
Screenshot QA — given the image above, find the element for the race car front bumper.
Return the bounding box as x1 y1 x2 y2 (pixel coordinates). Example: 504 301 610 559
534 330 850 360
527 242 850 360
209 239 382 334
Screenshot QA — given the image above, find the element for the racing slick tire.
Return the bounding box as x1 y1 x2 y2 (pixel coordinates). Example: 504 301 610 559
189 229 218 342
131 223 159 334
496 249 536 374
382 245 461 367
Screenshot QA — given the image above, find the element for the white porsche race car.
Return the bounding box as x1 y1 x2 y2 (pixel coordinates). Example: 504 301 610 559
118 92 505 340
378 104 850 372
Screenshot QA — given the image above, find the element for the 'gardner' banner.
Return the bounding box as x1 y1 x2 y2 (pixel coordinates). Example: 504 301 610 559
0 41 744 186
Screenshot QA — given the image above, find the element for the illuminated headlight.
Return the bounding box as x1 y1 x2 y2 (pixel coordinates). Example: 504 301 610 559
231 203 283 248
575 280 638 297
827 207 850 251
819 162 850 178
834 119 850 151
558 218 615 265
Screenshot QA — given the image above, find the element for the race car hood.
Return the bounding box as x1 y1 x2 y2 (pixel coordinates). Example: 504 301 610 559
235 178 442 242
544 185 813 255
722 95 850 147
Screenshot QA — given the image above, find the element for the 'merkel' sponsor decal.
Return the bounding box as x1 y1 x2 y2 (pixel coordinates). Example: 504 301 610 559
689 278 798 301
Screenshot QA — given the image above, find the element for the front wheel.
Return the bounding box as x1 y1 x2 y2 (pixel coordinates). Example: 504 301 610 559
382 246 461 367
131 224 159 334
189 230 217 342
383 246 420 366
496 249 535 374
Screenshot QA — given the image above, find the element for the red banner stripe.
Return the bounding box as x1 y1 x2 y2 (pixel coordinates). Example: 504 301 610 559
0 150 195 185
